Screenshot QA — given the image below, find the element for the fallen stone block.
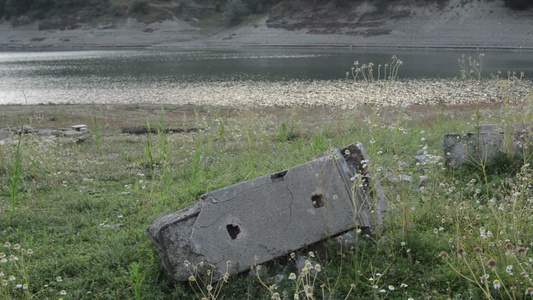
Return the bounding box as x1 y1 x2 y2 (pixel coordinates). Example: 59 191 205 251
147 142 386 282
444 123 532 168
71 124 88 133
122 126 198 135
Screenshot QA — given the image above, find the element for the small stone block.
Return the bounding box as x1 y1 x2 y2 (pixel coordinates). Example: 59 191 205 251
71 124 88 133
443 123 531 168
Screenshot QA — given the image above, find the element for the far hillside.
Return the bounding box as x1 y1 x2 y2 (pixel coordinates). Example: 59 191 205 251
1 0 531 30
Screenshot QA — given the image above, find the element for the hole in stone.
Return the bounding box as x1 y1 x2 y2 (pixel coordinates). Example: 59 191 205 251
226 224 241 240
311 194 325 208
270 170 288 182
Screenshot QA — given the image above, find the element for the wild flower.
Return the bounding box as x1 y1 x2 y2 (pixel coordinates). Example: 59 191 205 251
314 264 321 272
480 274 490 282
304 285 313 298
493 279 501 289
400 283 408 288
506 265 513 275
388 285 395 290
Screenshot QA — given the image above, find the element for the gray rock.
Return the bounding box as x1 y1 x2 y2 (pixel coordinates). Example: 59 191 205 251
414 154 442 165
388 174 413 183
398 161 409 169
17 125 35 134
37 129 61 137
76 135 94 143
99 223 125 229
146 143 387 282
61 130 84 137
444 123 531 168
419 175 429 187
0 129 11 140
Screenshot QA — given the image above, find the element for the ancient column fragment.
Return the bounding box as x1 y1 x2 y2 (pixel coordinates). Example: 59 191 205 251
147 143 386 281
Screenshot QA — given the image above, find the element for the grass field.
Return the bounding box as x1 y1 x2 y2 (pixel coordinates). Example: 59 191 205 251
1 60 532 299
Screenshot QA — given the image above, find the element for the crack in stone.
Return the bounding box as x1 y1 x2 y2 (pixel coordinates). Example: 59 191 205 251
286 181 294 228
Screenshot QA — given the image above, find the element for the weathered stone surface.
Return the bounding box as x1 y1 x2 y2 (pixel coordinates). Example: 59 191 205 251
147 143 386 282
388 174 413 183
122 126 198 134
60 130 84 137
71 124 88 133
36 129 61 137
76 135 94 143
444 123 531 168
0 129 11 140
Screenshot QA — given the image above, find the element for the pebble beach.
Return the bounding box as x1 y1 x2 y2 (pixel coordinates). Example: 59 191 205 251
2 77 531 107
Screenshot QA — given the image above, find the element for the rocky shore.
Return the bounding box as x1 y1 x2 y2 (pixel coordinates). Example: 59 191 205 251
2 78 532 107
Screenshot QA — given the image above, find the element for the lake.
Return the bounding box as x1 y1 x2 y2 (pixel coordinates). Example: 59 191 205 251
0 49 531 105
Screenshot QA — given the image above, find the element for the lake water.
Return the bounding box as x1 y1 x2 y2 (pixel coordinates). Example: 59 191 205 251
0 49 532 105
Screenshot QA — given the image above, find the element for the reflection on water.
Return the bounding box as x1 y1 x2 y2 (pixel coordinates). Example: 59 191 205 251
0 49 531 105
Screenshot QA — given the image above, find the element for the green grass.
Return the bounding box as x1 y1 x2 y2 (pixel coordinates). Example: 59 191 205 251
0 77 532 299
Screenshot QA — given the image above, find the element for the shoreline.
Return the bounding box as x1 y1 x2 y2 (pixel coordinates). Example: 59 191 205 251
1 78 531 107
2 40 532 53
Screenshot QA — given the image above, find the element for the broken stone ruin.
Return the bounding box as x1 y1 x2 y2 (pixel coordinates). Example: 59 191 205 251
444 123 532 168
146 142 387 282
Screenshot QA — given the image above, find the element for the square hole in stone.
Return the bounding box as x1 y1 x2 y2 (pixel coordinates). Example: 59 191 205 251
226 224 241 240
311 194 325 208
